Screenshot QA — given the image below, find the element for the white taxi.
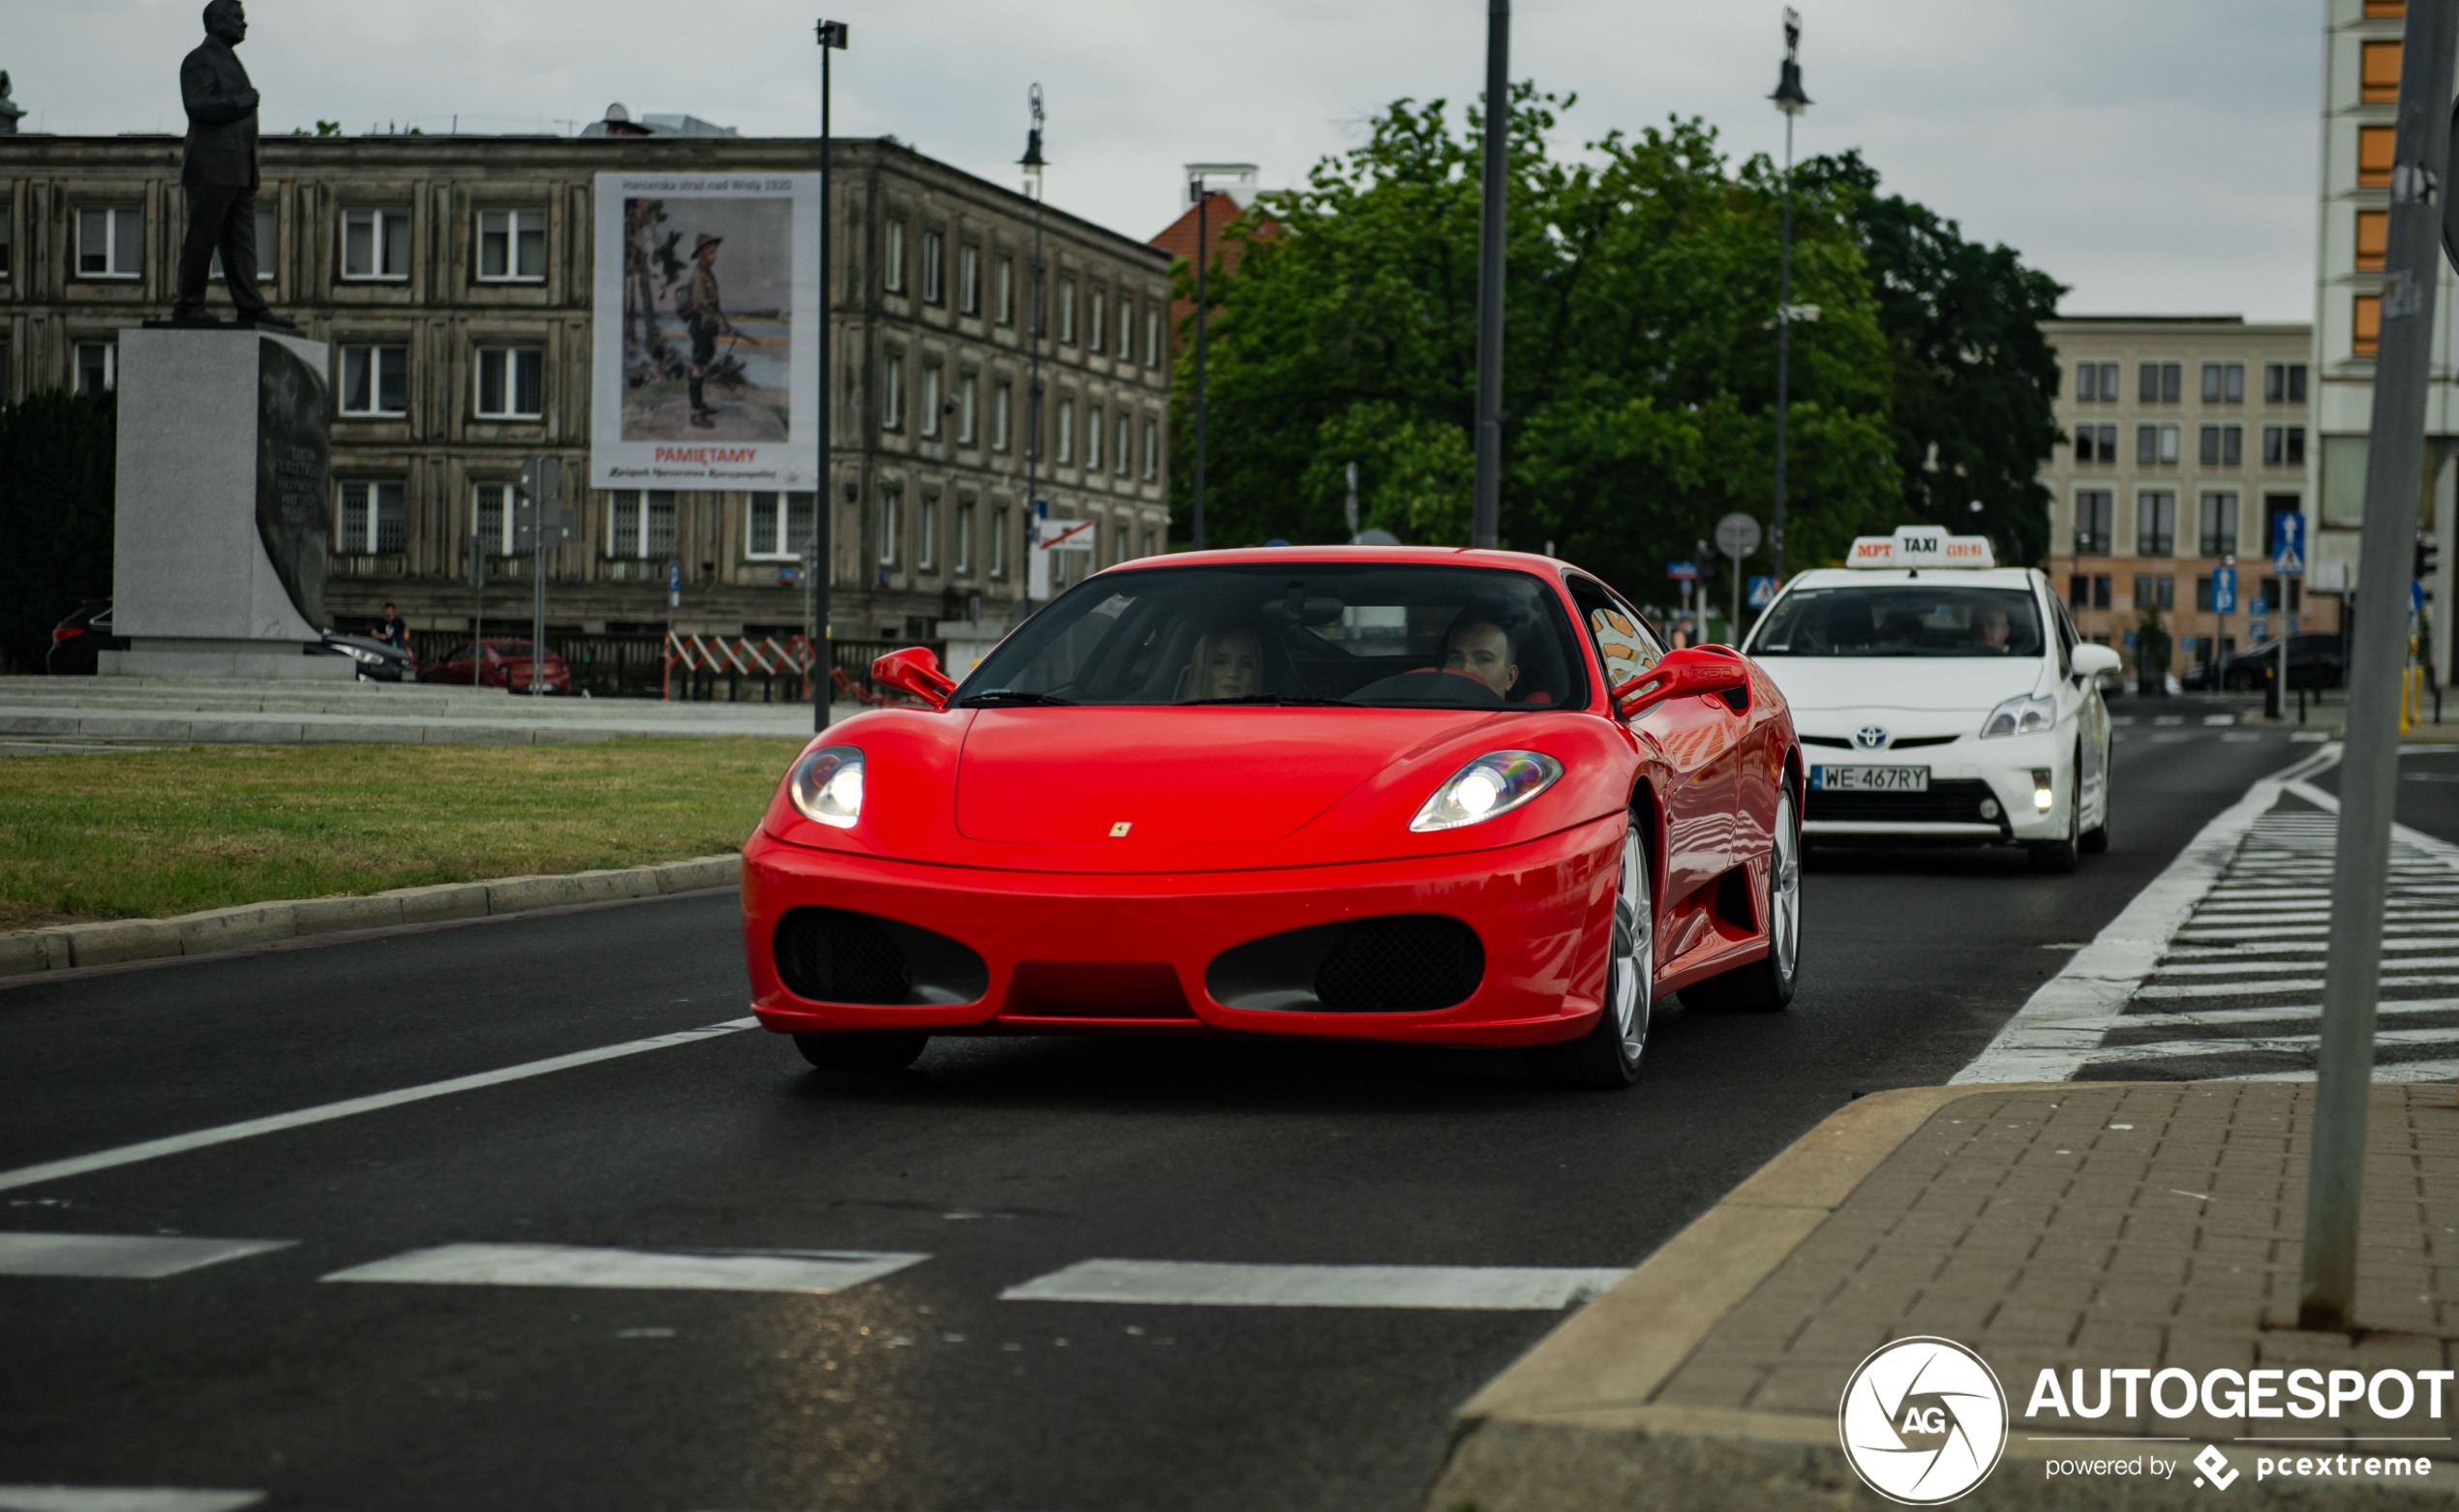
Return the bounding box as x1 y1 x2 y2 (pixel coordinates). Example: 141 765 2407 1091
1739 527 2122 872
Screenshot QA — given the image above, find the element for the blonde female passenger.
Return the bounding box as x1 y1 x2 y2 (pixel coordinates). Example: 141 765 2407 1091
1182 625 1265 701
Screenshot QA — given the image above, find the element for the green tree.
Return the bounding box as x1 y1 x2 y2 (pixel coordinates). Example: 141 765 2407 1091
1797 151 2067 564
0 388 116 674
1169 88 1900 598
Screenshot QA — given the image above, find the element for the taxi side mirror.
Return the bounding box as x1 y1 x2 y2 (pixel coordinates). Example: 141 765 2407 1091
872 646 956 709
1616 646 1750 719
2070 644 2121 683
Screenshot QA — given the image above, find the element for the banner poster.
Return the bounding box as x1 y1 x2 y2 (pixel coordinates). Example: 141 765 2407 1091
590 171 819 490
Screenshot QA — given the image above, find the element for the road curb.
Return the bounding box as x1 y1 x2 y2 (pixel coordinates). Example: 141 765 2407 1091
0 854 742 980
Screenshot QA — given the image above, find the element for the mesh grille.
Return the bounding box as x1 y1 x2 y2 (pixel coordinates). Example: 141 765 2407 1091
1806 778 2002 826
1314 917 1483 1012
773 907 913 1004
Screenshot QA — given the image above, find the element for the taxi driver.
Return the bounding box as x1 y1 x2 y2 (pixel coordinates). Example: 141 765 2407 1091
1972 605 2012 651
1443 618 1520 698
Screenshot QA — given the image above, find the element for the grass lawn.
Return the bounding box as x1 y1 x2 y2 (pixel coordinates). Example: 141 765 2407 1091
0 738 807 929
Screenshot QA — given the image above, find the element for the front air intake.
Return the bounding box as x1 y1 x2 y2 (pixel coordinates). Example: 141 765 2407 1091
772 907 988 1006
1206 915 1485 1013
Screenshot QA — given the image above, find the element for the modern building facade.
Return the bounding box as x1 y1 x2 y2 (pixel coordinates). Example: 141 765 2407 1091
0 122 1172 654
2313 0 2459 681
2041 317 2317 670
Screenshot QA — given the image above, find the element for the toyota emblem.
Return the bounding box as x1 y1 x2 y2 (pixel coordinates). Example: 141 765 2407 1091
1854 725 1891 750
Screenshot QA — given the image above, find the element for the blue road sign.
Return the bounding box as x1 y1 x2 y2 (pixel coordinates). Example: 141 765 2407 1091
2272 513 2306 578
2212 564 2237 615
667 560 682 593
1666 560 1699 581
1747 575 1778 609
2251 617 2267 642
2249 594 2267 618
2414 579 2428 615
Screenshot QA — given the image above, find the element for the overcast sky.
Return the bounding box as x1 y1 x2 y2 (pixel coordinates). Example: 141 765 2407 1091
16 0 2320 321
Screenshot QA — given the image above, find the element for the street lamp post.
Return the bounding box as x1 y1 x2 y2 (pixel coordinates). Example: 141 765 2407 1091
1470 0 1509 550
811 18 847 732
1189 171 1217 552
1021 87 1047 598
1770 8 1809 583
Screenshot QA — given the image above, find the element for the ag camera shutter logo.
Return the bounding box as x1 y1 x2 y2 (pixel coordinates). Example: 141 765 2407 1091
1838 1336 2008 1504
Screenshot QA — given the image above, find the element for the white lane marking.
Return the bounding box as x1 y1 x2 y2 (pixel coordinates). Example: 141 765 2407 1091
2137 974 2459 999
0 1232 291 1280
2093 997 2459 1031
2203 714 2237 726
0 1018 759 1195
322 1243 927 1295
2077 1025 2459 1065
2141 958 2459 977
1952 744 2344 1083
2235 1059 2459 1083
0 1491 263 1512
999 1258 1628 1310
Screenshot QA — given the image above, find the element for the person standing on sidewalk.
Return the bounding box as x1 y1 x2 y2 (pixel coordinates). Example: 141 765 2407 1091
374 602 408 651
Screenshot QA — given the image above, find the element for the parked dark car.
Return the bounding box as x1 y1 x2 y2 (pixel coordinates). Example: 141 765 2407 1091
310 632 418 681
2178 633 2345 693
424 639 572 693
46 600 130 676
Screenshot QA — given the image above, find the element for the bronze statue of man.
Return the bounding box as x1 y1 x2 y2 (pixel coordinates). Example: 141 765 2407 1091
173 0 289 327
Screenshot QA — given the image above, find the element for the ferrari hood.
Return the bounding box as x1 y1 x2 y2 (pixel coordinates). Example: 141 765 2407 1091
954 707 1491 846
1754 655 2045 713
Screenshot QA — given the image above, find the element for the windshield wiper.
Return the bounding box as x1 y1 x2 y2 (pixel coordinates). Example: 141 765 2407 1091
1180 694 1346 707
955 689 1076 707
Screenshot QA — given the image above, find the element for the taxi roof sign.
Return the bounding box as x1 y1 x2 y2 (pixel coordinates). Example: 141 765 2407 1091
1846 527 1997 570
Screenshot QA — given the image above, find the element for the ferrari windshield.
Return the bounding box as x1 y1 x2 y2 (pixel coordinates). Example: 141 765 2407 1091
956 562 1593 711
1746 585 2046 658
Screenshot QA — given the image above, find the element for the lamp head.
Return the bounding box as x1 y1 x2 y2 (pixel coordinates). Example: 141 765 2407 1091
1019 84 1047 168
1773 8 1809 115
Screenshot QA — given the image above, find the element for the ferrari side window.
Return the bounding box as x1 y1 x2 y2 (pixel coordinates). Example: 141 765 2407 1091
1569 576 1656 698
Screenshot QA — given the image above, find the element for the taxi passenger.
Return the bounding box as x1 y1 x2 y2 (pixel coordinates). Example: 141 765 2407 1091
1971 606 2013 651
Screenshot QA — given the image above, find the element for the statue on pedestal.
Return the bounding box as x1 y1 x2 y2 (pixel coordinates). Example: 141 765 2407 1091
172 0 293 330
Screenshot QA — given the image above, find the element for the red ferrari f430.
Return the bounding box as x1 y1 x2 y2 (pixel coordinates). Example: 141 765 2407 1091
741 547 1803 1088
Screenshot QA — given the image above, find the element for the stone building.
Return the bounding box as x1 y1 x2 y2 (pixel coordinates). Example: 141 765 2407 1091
0 122 1173 666
2039 316 2318 671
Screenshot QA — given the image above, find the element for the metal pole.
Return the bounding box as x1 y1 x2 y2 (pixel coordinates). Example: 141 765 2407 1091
812 20 841 732
2298 0 2459 1335
1192 181 1209 551
531 525 546 696
1773 107 1795 583
1470 0 1509 550
471 534 483 688
1733 551 1743 640
1023 87 1046 596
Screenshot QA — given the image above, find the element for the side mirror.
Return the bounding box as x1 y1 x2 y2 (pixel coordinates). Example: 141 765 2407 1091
1615 646 1750 719
2071 644 2122 682
872 646 956 709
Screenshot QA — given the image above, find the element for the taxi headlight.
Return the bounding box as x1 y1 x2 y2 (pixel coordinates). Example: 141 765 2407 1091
1411 750 1563 832
1980 693 2056 740
788 744 865 829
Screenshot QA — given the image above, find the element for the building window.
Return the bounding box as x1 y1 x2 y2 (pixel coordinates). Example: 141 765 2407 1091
922 228 944 305
879 485 902 566
1059 277 1078 344
474 347 543 419
959 243 980 315
1145 307 1163 369
2361 40 2402 103
882 351 904 430
1089 287 1108 353
2076 424 2118 464
2136 424 2179 465
2069 574 2090 610
340 344 409 416
745 491 817 559
991 504 1009 577
0 205 12 278
2136 491 2177 557
2199 425 2244 466
1115 412 1132 475
2359 125 2394 187
2262 425 2307 467
2355 208 2387 273
75 341 115 395
342 208 410 280
2075 490 2112 556
1142 418 1159 480
918 493 938 571
992 381 1012 450
2093 575 2112 610
1119 298 1135 362
955 497 975 574
884 218 906 293
958 375 978 445
2200 363 2244 404
2074 360 2119 402
1057 397 1075 463
476 208 546 282
474 482 515 555
2133 575 2175 611
920 363 943 438
2264 363 2309 404
208 202 280 289
337 480 408 555
605 490 678 559
2354 293 2382 357
2198 492 2239 557
76 206 141 278
2138 362 2181 403
995 256 1015 323
1086 405 1103 469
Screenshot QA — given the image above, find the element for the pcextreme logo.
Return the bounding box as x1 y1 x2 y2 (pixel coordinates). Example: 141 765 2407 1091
1838 1336 2010 1504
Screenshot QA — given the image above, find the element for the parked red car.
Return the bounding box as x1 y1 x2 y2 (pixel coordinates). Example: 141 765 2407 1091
424 639 571 693
742 546 1804 1089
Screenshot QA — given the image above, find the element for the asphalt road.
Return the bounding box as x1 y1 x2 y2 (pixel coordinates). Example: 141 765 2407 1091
0 698 2318 1512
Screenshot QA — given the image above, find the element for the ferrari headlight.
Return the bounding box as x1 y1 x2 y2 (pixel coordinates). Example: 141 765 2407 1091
788 744 865 829
1410 750 1563 832
1980 693 2056 740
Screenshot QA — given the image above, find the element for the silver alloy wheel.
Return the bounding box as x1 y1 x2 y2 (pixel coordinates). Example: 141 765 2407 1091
1611 825 1653 1060
1770 788 1801 983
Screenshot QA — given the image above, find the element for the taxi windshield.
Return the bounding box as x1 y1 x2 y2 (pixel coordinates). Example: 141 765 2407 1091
956 562 1592 711
1747 585 2044 658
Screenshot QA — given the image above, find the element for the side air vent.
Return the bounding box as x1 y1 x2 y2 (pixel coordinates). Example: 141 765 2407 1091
1206 915 1485 1013
772 907 988 1006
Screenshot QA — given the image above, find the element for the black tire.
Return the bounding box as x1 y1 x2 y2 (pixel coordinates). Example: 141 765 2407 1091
1531 821 1653 1089
794 1032 928 1073
1679 784 1803 1013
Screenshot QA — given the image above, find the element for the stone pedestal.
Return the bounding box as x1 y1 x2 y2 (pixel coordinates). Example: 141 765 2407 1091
101 327 350 680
